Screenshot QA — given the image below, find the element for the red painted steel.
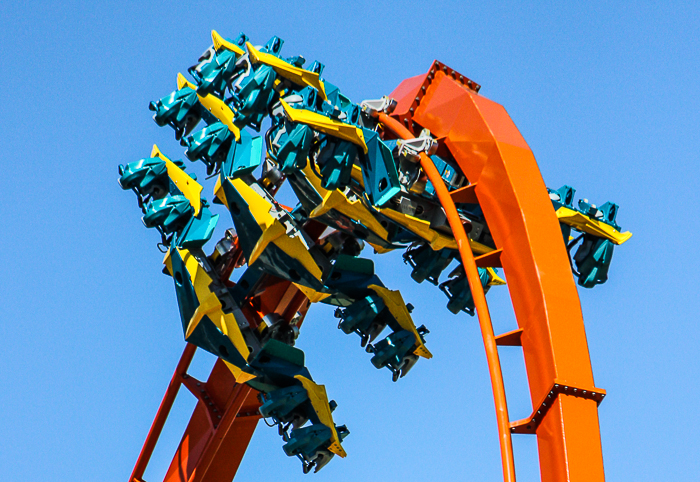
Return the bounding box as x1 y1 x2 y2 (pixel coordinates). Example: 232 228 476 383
387 61 606 481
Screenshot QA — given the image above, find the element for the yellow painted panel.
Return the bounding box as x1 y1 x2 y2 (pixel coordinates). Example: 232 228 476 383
367 242 394 254
556 207 632 245
280 100 367 153
151 145 203 216
213 174 228 205
245 42 327 100
211 30 244 56
486 267 506 286
378 208 456 251
368 285 433 359
177 248 251 360
350 165 364 188
185 291 223 338
163 248 174 275
248 221 287 266
177 73 241 141
223 360 258 383
293 283 331 303
229 179 322 281
294 375 346 457
301 164 389 241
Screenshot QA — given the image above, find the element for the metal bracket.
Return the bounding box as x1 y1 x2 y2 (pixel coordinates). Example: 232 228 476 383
396 136 438 163
474 249 503 268
510 379 606 434
181 373 225 429
360 96 397 116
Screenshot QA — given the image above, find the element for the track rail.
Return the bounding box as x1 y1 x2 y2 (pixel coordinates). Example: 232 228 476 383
375 111 517 481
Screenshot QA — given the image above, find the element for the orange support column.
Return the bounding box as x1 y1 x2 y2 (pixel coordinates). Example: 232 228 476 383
162 360 261 482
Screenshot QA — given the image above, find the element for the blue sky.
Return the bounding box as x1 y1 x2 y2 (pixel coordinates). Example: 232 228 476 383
1 1 699 480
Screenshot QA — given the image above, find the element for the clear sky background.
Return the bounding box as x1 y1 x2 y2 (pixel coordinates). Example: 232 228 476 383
1 1 698 481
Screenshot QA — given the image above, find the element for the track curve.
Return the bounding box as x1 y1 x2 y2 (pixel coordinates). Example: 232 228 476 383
383 61 605 482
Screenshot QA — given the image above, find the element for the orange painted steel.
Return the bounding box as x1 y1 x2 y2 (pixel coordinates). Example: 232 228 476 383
376 111 517 482
162 363 260 482
386 61 606 481
130 343 198 482
129 343 261 482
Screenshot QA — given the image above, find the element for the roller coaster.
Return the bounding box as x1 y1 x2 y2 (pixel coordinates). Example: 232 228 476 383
119 30 632 482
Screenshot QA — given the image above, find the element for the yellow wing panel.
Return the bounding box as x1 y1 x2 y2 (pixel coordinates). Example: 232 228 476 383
293 283 331 303
486 267 506 286
223 360 258 384
211 30 244 56
301 164 389 241
378 208 456 251
228 179 322 281
245 42 327 100
280 100 367 153
163 248 174 275
177 248 251 360
368 285 433 359
177 73 241 141
377 208 493 255
151 145 203 216
294 375 346 458
556 207 632 245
